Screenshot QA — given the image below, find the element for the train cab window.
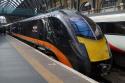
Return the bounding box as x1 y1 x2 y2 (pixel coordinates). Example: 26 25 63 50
70 17 103 39
70 18 94 37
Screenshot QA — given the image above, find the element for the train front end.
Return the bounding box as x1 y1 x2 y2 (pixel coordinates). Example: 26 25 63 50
67 12 112 76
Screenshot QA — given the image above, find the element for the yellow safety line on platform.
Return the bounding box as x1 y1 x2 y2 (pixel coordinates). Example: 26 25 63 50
7 37 64 83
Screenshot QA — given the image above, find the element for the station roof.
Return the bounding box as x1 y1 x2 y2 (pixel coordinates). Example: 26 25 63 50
0 0 49 23
0 0 47 17
0 0 24 12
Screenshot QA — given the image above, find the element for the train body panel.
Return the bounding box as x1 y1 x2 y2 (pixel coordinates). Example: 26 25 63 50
105 35 125 53
89 14 125 54
6 9 111 76
89 13 125 22
89 13 125 67
13 33 73 67
78 36 110 62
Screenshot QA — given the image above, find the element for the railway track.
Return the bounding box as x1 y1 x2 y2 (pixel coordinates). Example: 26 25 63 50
102 66 125 83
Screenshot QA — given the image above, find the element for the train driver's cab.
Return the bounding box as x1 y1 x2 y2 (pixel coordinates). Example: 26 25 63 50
69 15 111 63
70 16 103 40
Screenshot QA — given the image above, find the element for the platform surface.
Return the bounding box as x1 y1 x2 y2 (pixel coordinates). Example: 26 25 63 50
0 35 97 83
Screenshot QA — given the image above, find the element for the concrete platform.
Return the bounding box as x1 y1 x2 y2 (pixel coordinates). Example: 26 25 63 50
0 35 97 83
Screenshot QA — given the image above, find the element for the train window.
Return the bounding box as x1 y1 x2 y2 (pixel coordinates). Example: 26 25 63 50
36 20 47 40
70 17 94 38
17 23 22 34
76 13 103 39
98 22 125 35
82 15 103 38
49 17 69 38
70 16 103 39
81 15 96 31
48 17 71 45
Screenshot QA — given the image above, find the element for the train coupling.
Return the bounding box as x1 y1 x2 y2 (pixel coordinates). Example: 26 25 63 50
99 63 111 76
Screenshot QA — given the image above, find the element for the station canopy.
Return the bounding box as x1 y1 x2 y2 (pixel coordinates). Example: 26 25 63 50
0 0 24 13
0 0 48 17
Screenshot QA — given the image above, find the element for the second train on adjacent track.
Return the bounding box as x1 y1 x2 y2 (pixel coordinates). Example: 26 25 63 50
90 13 125 67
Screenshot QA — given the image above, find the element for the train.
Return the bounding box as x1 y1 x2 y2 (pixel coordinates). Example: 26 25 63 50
89 13 125 67
6 10 112 76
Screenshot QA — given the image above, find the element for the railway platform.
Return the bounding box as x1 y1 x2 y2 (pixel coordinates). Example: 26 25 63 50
0 35 97 83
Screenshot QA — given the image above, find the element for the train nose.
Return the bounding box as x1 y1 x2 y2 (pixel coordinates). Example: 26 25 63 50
99 63 111 76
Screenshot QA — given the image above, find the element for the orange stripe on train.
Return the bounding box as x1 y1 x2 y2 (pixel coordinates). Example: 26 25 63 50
13 33 73 68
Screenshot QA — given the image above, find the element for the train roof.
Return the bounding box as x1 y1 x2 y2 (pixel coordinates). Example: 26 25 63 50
89 13 125 23
3 9 79 27
20 9 79 22
3 9 86 27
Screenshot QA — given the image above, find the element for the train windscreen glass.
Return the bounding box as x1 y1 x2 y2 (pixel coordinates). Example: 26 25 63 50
70 18 94 37
82 15 103 39
70 17 102 39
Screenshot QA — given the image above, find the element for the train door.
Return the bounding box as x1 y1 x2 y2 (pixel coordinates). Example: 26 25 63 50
43 18 57 43
47 17 91 73
36 20 47 40
47 17 71 50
